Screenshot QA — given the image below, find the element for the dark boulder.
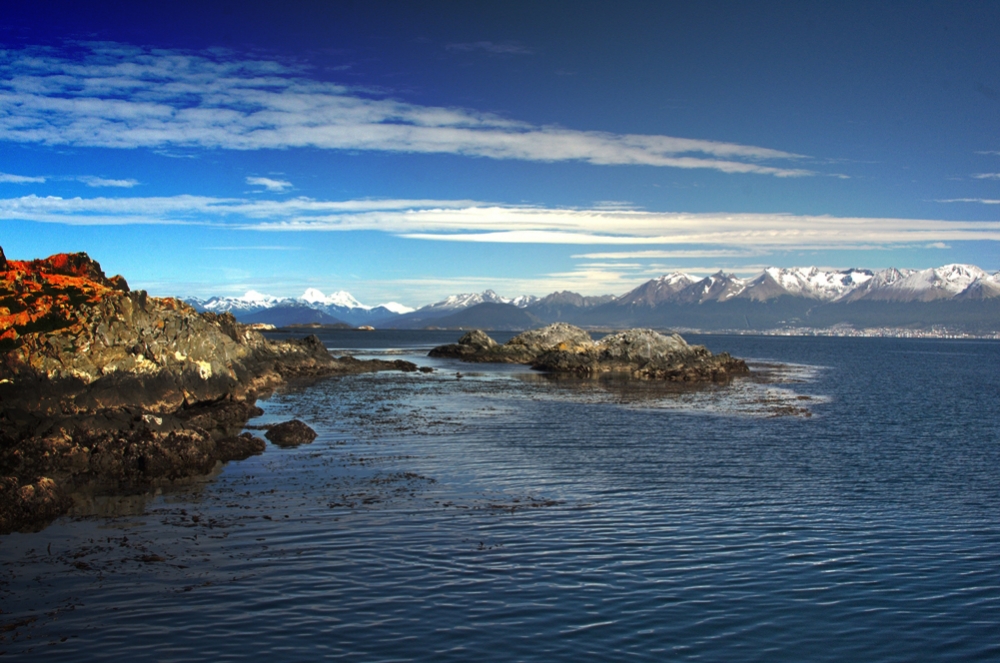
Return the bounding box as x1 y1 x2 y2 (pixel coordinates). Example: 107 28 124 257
265 419 318 447
215 433 267 461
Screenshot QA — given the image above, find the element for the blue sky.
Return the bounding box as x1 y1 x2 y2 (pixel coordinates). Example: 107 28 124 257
1 1 999 306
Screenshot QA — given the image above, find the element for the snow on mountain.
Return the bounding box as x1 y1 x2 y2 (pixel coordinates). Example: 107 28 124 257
848 264 990 302
509 294 541 308
620 265 997 306
189 290 288 314
684 272 748 303
300 288 367 310
616 272 698 306
420 290 536 312
379 302 415 314
748 267 874 301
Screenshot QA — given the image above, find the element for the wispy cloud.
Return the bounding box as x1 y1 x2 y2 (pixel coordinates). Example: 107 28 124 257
246 176 293 192
78 176 139 187
573 249 764 259
2 194 998 248
972 173 1000 180
0 43 813 177
0 172 46 184
446 41 534 55
936 198 1000 204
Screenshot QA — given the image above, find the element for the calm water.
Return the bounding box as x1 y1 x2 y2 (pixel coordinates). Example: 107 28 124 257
2 332 999 661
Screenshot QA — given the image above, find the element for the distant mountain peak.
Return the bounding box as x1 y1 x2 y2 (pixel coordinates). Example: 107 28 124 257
300 288 366 309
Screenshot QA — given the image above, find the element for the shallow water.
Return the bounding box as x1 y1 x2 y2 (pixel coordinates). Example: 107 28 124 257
2 333 999 661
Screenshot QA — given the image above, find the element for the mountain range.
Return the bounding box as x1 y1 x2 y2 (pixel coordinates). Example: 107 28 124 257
185 264 1000 333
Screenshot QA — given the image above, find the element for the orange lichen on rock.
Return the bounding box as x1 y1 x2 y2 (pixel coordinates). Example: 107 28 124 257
0 250 129 350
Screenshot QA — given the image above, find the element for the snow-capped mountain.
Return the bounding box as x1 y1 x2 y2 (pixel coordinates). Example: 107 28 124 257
845 264 991 302
611 264 1000 308
183 264 999 331
417 290 538 313
616 273 699 306
749 267 874 301
185 288 413 326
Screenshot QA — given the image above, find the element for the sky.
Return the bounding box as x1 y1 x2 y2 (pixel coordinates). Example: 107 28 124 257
1 1 999 306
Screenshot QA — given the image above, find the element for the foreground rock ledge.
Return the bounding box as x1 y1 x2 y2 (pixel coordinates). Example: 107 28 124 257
429 323 749 381
0 248 428 534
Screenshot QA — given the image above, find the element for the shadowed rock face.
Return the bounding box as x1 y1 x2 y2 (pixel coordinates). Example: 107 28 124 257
0 247 428 534
430 323 749 382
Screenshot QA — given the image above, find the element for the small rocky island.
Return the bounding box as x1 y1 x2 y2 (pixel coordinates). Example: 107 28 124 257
0 247 423 533
429 323 749 381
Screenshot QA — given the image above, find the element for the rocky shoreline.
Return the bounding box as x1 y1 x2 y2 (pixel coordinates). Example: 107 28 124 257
429 323 749 381
0 248 426 534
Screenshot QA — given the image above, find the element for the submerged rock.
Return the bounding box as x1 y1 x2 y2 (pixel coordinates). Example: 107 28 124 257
429 324 749 382
264 420 318 448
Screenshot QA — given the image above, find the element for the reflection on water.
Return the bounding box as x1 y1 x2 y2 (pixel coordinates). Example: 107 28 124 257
2 334 1000 662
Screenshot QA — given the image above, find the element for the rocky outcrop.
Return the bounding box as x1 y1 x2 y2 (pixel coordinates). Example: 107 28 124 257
0 248 428 534
428 323 593 363
430 323 749 381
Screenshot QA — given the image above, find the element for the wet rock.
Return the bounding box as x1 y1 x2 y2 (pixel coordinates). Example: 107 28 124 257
214 433 266 461
265 420 317 448
331 355 422 374
0 476 71 534
0 246 428 534
429 323 749 383
429 323 592 363
534 328 749 382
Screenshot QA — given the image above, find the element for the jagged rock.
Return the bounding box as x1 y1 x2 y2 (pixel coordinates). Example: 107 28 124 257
265 420 317 447
429 323 592 363
429 323 749 382
0 247 432 534
534 328 749 381
428 329 498 360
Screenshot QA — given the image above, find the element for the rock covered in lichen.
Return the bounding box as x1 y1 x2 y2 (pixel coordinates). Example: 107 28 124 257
0 247 428 534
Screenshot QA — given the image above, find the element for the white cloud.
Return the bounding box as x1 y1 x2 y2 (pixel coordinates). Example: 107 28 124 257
2 194 999 250
973 173 1000 179
79 176 139 187
937 198 1000 204
0 172 45 184
0 44 813 177
246 176 293 192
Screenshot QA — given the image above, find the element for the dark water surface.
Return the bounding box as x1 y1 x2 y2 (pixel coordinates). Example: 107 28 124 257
2 333 999 661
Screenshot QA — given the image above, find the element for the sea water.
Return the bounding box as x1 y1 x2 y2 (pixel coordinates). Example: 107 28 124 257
1 332 998 661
